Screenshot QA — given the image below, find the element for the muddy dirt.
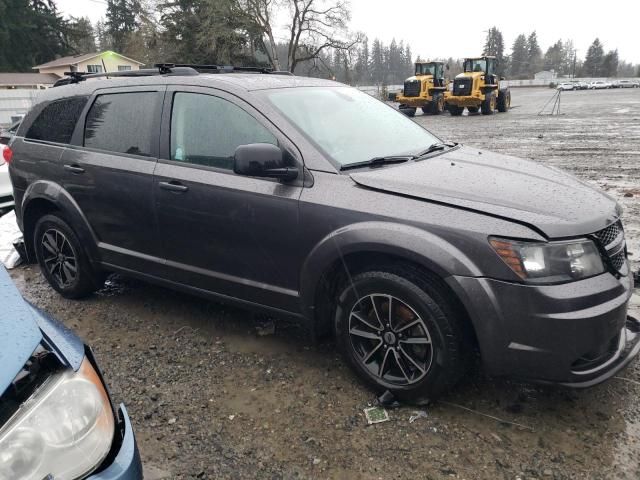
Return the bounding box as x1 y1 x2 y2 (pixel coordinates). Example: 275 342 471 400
10 87 640 480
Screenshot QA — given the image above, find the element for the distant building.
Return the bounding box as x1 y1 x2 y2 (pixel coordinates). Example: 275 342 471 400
534 70 557 81
33 51 144 78
0 51 144 126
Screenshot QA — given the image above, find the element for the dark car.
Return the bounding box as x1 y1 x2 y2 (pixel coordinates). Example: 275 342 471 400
0 266 142 479
5 67 638 401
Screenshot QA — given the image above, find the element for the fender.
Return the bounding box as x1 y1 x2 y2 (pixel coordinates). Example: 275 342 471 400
21 180 100 264
299 221 483 319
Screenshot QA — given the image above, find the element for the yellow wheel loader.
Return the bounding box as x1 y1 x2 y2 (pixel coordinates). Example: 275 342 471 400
445 56 511 116
396 61 449 117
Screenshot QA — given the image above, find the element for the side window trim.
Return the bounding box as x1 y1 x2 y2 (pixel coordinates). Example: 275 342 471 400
159 85 303 173
69 86 166 159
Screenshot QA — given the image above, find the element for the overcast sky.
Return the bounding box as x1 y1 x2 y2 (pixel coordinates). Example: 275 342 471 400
55 0 640 64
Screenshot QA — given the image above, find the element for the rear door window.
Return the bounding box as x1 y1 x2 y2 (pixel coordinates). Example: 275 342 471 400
84 92 158 157
26 96 88 144
170 92 277 170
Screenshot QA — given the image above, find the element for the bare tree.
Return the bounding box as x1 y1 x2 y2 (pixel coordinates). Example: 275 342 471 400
285 0 361 73
242 0 282 70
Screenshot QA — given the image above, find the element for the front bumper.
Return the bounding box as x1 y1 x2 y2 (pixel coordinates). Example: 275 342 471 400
89 404 143 480
449 271 638 386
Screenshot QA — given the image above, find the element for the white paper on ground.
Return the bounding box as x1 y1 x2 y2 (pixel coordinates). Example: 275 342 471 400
0 210 23 269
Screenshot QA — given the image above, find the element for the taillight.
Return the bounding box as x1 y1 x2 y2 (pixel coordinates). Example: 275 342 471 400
2 145 12 164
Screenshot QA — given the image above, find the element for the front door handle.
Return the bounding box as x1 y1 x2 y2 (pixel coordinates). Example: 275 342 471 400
64 164 85 174
159 181 188 193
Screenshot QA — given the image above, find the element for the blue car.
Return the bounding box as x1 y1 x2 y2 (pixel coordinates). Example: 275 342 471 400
0 266 142 479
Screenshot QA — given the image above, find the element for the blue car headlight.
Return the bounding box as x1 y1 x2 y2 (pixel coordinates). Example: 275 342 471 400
0 357 114 480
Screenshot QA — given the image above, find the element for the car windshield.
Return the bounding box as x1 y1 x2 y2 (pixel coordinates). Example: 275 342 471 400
260 86 440 167
464 59 486 72
415 63 436 75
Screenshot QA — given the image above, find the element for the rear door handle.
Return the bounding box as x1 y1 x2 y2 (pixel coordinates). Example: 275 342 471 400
159 181 188 193
64 164 85 174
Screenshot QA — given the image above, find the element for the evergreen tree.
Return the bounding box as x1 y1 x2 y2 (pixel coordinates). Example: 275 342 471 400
543 40 563 73
0 0 72 71
510 34 528 78
404 44 413 78
106 0 141 52
526 31 542 76
483 26 505 75
583 38 605 77
602 49 619 77
370 38 384 84
68 16 97 53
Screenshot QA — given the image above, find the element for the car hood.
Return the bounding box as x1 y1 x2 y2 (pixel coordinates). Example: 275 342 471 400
350 146 619 238
0 267 42 395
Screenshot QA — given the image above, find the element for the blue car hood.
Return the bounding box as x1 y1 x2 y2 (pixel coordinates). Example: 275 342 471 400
0 267 42 395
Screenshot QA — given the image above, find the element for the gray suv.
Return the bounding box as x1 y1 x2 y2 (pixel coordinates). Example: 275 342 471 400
6 66 638 401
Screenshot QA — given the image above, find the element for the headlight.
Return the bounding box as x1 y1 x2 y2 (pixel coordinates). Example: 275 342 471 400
489 237 606 283
0 357 114 480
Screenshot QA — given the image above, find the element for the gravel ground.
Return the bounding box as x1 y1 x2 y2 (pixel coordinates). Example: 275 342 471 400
9 87 640 480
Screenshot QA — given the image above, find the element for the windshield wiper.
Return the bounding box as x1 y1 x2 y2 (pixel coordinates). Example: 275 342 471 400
415 141 458 158
340 155 414 171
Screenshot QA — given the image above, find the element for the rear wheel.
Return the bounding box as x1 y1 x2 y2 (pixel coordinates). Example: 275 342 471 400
34 214 103 298
335 267 471 402
481 92 496 115
497 89 511 112
448 105 464 116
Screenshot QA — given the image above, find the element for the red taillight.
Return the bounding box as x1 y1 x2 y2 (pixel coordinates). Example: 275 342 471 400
2 146 12 164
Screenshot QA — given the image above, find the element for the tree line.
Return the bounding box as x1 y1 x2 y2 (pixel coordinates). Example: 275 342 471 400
1 2 638 83
0 0 413 84
482 27 638 79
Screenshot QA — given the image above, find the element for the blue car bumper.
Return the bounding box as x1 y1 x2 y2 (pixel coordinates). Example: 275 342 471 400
89 404 143 480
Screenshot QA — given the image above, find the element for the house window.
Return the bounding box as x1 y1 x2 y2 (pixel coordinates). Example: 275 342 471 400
118 65 132 71
87 64 103 73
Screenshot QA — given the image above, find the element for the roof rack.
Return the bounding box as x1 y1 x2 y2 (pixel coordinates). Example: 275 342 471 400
156 63 294 75
52 63 294 87
53 65 199 87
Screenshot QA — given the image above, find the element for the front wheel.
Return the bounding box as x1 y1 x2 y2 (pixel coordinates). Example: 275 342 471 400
399 106 417 117
34 214 104 298
481 92 496 115
448 105 464 116
335 268 471 402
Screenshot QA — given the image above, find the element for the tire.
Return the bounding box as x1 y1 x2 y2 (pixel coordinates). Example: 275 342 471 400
497 89 511 112
34 214 103 298
334 267 471 402
422 104 432 115
448 105 464 116
399 106 416 117
481 92 496 115
467 106 479 114
430 94 445 115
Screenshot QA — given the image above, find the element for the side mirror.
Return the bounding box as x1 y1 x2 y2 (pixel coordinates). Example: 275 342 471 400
233 143 298 181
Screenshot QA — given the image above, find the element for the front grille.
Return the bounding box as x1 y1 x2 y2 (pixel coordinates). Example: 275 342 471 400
594 221 627 273
453 77 472 96
403 80 421 97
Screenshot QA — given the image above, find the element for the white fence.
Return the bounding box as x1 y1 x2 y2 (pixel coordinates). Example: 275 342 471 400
0 89 43 126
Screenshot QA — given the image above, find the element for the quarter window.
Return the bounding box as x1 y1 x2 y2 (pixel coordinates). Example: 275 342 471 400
84 92 158 157
170 92 277 170
26 96 88 144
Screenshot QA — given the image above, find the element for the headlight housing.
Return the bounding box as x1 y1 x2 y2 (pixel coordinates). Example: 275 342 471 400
0 357 115 480
489 237 606 283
